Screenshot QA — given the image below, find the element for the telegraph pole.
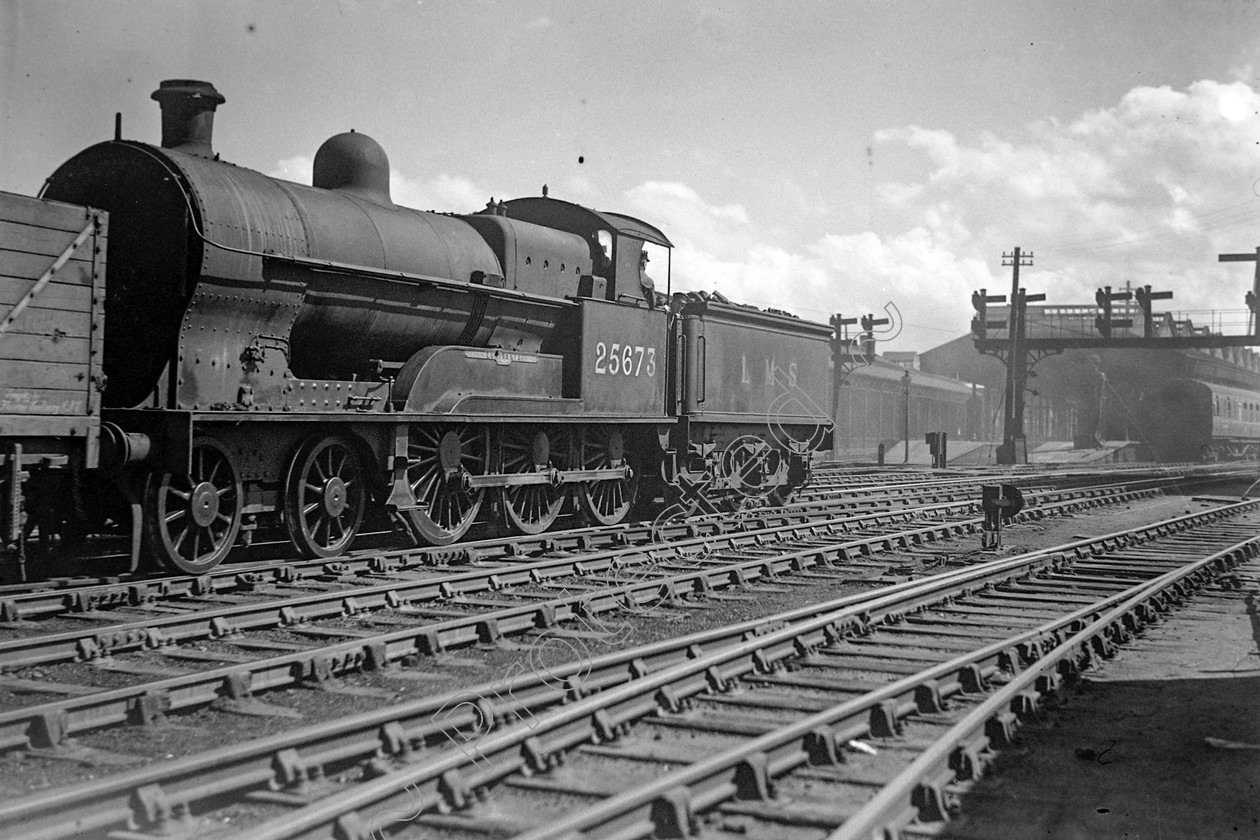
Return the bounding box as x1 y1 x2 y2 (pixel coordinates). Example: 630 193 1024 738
998 248 1036 465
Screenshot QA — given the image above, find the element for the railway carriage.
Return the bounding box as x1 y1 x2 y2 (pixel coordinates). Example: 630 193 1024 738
831 357 977 460
1141 378 1260 462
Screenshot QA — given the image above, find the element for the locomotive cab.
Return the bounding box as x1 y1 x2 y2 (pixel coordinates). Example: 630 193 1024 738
492 197 672 305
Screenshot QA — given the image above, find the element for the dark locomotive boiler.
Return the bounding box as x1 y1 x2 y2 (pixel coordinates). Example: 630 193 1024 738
2 79 833 575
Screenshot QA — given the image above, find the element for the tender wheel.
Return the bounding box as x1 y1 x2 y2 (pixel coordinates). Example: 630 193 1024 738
500 427 567 535
577 427 637 526
283 436 366 558
404 425 487 545
143 437 242 573
721 435 773 501
768 484 798 506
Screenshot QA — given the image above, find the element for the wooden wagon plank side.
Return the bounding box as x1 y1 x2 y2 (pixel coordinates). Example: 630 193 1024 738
0 413 94 437
0 333 94 366
0 218 111 262
0 280 94 309
0 358 98 392
0 253 104 285
0 385 90 416
0 192 108 235
0 307 95 340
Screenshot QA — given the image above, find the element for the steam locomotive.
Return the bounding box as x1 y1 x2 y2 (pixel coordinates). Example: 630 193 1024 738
0 80 833 576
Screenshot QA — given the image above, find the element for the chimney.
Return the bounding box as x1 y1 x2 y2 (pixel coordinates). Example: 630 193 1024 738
150 79 225 158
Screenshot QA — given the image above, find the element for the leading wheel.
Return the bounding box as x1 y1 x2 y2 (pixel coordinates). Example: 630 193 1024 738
143 437 243 573
577 427 637 526
283 435 366 558
500 427 567 535
404 424 488 545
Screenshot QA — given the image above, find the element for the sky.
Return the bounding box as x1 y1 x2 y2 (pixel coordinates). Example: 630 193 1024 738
3 0 1260 351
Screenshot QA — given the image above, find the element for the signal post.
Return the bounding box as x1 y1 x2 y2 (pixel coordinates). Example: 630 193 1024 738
972 245 1260 466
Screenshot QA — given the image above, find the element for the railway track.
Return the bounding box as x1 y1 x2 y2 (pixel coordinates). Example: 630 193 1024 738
0 466 1225 626
798 462 1215 502
0 476 998 621
0 474 1183 751
2 497 1254 839
0 471 1000 610
0 460 1209 604
0 475 1184 661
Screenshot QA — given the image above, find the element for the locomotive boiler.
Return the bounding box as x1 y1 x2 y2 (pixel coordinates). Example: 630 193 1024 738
3 79 833 575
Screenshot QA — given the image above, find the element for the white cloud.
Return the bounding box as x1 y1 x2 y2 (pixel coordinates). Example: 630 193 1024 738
624 79 1260 350
626 181 749 225
554 173 600 205
272 155 313 184
269 154 491 213
619 176 1000 344
623 181 751 259
394 172 488 213
878 79 1260 327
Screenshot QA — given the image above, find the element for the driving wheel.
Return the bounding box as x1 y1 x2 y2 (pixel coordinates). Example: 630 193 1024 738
577 426 637 526
403 424 488 545
500 426 566 535
283 435 366 558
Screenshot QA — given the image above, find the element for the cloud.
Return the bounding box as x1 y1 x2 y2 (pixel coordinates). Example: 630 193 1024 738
623 79 1260 350
394 172 489 213
619 177 999 342
875 79 1260 323
623 181 750 256
554 173 600 205
812 229 993 321
269 155 492 213
271 155 313 184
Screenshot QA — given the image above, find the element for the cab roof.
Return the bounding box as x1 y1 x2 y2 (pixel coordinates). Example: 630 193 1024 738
499 197 673 248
